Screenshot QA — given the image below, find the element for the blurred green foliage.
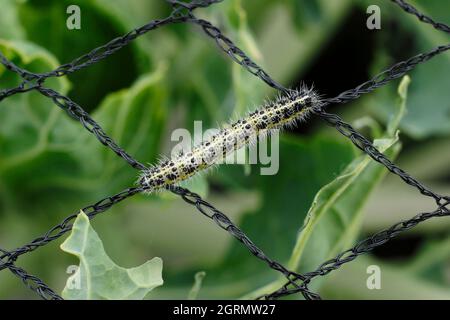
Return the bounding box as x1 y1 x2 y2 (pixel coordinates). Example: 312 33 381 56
0 0 450 299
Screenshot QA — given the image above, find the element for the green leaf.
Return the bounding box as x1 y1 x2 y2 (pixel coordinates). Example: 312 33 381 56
90 0 164 72
85 63 169 192
149 133 353 299
288 77 408 283
368 0 450 139
243 77 409 299
0 40 83 191
224 0 268 116
46 64 170 195
17 0 140 110
117 190 261 272
399 54 450 139
0 41 172 214
287 134 400 274
205 134 356 298
61 211 163 300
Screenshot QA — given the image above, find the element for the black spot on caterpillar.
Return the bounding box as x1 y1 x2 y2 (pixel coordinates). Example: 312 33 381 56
139 87 319 192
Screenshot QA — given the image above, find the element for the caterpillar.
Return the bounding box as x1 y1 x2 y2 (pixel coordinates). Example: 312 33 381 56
139 87 319 192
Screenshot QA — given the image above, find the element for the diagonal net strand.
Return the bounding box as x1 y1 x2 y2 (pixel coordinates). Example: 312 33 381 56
169 185 320 300
1 0 450 300
311 107 445 204
391 0 450 34
1 183 314 299
0 259 62 300
0 186 146 265
187 8 448 204
188 16 290 93
0 21 305 305
0 81 38 102
265 199 450 299
321 44 450 106
180 0 450 298
0 13 187 83
0 53 35 80
34 13 188 80
0 1 224 85
36 86 147 170
0 0 313 300
0 6 194 103
168 0 224 10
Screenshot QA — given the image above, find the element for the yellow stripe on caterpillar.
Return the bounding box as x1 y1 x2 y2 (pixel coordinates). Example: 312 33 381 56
139 87 319 192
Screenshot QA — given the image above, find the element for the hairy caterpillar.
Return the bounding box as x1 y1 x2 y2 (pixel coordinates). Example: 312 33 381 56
139 88 319 192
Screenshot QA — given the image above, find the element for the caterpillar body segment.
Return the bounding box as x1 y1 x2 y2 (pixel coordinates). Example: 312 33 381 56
139 88 319 192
